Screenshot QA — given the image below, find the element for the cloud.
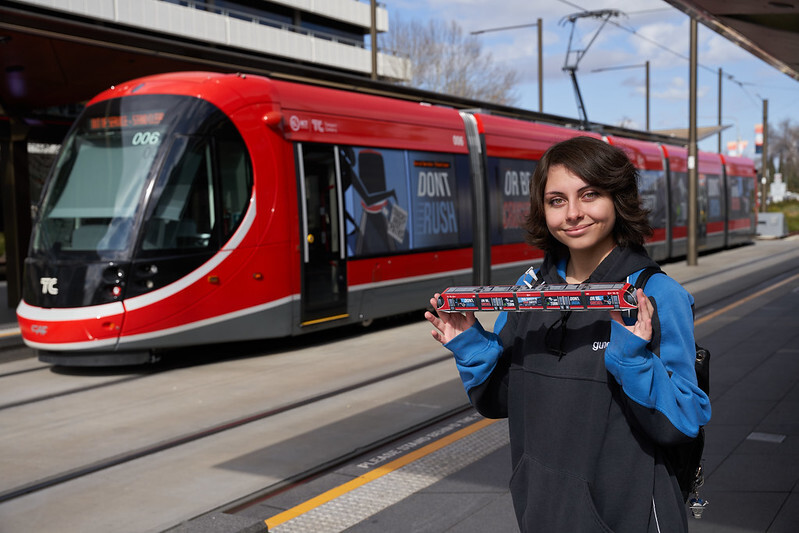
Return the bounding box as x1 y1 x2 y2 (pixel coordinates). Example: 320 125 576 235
630 20 689 62
702 31 753 64
653 76 711 100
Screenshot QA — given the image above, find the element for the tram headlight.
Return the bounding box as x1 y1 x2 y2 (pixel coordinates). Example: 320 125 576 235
100 264 126 302
102 264 126 283
132 263 159 293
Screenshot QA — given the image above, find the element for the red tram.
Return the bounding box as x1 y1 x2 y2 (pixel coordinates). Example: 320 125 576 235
15 72 757 365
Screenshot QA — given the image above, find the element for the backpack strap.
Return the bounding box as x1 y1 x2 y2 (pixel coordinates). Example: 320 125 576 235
632 266 664 291
631 266 665 356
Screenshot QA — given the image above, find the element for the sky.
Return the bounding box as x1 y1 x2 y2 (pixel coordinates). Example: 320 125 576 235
385 0 798 162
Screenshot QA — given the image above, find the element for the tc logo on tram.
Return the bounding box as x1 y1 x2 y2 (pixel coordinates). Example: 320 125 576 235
40 277 59 295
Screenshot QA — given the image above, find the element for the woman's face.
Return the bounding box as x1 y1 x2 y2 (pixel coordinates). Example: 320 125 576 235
543 164 616 256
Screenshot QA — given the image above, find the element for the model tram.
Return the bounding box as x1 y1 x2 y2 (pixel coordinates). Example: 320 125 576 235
435 282 639 313
16 72 757 365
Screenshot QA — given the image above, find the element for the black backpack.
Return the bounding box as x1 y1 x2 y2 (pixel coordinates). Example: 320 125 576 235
633 267 709 504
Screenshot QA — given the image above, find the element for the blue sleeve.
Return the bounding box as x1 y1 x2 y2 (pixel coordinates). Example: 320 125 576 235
444 319 504 393
604 273 711 439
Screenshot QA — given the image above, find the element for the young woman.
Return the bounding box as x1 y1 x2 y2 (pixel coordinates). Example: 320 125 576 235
425 136 710 532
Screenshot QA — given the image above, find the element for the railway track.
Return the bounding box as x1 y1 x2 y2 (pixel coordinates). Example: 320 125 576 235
0 350 455 505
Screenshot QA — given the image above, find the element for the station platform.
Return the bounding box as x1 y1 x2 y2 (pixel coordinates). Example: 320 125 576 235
175 236 799 533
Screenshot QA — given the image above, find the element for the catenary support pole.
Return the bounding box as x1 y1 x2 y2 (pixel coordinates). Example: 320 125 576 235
687 18 698 266
762 99 769 211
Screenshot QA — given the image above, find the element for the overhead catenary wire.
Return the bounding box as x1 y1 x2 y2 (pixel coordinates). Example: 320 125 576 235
555 0 770 104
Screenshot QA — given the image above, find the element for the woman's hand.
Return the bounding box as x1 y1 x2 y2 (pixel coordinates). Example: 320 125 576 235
609 288 653 342
425 294 476 345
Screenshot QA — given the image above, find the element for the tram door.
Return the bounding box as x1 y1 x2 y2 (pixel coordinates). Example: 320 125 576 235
298 144 348 325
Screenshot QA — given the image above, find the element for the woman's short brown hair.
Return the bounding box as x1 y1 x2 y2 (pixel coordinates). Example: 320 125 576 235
524 136 653 255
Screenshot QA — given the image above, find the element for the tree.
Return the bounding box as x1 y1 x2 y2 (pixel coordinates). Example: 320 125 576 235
770 119 799 192
382 16 520 106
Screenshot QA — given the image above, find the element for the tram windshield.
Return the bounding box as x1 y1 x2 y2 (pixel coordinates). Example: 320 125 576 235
31 94 252 261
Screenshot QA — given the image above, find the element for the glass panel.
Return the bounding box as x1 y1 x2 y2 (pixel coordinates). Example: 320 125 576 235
409 152 461 249
340 146 471 257
142 136 215 251
218 133 253 242
487 157 536 244
341 147 409 256
706 174 723 220
671 171 689 226
638 169 667 229
34 116 166 254
29 94 219 260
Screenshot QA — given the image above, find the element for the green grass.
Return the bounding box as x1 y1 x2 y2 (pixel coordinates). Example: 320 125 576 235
767 200 799 233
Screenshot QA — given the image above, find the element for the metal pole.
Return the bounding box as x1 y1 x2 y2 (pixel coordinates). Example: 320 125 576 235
370 0 377 80
645 60 650 131
471 21 543 113
762 99 769 212
537 18 543 112
460 112 490 285
687 18 698 266
0 118 31 307
718 68 722 153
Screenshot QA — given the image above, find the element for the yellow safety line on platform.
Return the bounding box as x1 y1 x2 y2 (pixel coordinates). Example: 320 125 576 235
0 328 21 338
264 417 497 530
695 271 799 326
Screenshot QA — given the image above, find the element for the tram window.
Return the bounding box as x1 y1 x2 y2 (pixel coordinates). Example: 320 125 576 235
217 136 252 241
142 136 215 251
728 176 754 218
338 146 470 257
707 174 723 219
341 146 411 256
141 121 252 252
671 171 689 226
35 130 158 253
408 151 470 250
487 157 536 245
638 169 666 228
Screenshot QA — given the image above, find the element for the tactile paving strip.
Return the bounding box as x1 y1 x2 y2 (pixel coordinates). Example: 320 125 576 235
270 418 509 532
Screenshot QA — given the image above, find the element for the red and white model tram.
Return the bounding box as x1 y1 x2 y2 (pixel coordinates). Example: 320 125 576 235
435 282 640 313
16 72 757 365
